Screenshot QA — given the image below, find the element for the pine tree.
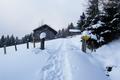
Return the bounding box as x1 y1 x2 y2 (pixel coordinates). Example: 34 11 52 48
68 23 75 36
56 30 61 38
103 0 120 39
10 35 15 46
6 35 10 46
61 29 66 38
0 35 5 47
29 33 33 42
77 12 86 31
68 23 74 29
86 0 99 20
81 0 100 32
80 0 120 51
83 0 120 48
15 37 19 44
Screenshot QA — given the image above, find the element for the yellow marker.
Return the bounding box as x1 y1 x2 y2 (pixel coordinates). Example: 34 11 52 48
82 35 90 41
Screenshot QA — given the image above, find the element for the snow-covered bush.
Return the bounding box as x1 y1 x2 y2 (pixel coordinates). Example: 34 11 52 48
82 14 115 49
80 0 120 50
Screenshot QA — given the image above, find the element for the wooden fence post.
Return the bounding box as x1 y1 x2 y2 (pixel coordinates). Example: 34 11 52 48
27 39 29 49
4 45 6 54
32 33 36 48
41 38 45 50
15 42 17 51
40 32 46 50
82 40 86 53
33 37 35 48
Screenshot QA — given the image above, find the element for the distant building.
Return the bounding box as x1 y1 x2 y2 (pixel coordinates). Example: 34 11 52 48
68 29 81 36
33 24 57 41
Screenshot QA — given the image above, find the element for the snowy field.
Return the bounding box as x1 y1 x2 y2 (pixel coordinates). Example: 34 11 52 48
0 35 119 80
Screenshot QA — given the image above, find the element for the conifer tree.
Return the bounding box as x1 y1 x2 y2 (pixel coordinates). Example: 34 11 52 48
0 35 5 47
81 0 100 31
103 0 120 39
86 0 99 20
6 35 10 46
10 35 15 46
77 12 86 31
83 0 120 48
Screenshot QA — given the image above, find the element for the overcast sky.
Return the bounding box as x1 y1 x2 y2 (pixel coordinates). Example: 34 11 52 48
0 0 87 38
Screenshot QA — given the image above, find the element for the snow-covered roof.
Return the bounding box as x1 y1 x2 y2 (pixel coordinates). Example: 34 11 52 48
69 29 81 33
33 24 57 35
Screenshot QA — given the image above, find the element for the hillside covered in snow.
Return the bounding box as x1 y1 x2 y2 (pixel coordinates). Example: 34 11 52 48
0 35 120 80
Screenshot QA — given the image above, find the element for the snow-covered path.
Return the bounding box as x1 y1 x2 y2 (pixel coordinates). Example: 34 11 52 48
0 36 113 80
40 37 108 80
